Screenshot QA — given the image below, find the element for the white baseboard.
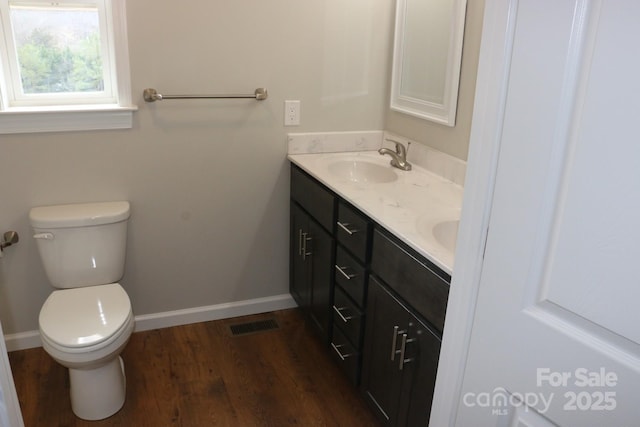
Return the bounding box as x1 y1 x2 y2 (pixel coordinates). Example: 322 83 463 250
5 293 298 352
133 293 297 332
4 331 41 353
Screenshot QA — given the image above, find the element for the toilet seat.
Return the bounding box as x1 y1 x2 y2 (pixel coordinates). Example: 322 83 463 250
39 283 132 353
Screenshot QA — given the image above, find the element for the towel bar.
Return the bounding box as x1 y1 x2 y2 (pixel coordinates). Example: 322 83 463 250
143 87 268 102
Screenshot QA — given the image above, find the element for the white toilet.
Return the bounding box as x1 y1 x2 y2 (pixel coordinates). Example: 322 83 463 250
29 201 134 420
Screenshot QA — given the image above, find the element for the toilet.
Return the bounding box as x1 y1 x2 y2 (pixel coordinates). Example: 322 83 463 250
29 201 134 420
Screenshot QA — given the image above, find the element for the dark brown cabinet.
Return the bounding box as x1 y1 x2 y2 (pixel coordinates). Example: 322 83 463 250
289 163 450 426
361 276 442 426
290 167 336 343
330 200 371 384
371 229 450 334
361 227 449 426
290 203 311 308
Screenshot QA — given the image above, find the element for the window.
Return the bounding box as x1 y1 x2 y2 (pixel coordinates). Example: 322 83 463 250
0 0 135 133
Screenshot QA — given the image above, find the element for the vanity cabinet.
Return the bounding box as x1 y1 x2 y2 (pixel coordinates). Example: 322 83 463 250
290 166 336 343
362 276 442 426
289 163 450 425
361 228 450 426
330 201 372 384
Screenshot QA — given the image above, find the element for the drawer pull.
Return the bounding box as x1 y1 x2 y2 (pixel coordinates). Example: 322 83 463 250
331 342 353 361
398 333 416 371
391 326 399 360
337 221 358 235
301 232 312 260
390 325 406 361
333 305 354 323
335 264 356 280
298 229 303 256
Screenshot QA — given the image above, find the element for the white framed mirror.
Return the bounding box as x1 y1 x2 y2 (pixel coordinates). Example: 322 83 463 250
390 0 467 126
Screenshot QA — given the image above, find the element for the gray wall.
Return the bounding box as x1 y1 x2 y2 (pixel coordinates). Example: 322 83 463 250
385 0 485 161
0 0 394 335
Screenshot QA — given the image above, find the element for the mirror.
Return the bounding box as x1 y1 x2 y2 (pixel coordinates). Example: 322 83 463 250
390 0 467 126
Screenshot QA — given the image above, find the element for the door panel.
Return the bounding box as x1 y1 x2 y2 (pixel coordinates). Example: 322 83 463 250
361 276 410 424
309 219 333 342
290 203 310 309
458 1 640 426
403 313 441 427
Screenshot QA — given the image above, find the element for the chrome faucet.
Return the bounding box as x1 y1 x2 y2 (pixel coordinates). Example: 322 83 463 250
378 139 412 171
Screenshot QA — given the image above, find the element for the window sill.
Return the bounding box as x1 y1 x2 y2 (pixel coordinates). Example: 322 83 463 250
0 104 138 134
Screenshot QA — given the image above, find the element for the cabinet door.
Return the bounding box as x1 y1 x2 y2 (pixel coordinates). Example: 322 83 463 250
308 218 333 343
361 276 411 425
290 201 334 343
362 276 442 426
399 312 441 427
290 203 310 309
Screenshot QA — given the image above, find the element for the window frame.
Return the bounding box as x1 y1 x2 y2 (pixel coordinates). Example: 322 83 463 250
0 0 135 134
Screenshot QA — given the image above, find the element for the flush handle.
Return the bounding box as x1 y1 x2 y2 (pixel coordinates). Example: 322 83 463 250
33 232 54 240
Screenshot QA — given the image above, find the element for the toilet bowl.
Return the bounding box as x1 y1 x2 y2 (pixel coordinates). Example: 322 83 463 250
30 201 134 420
39 283 134 420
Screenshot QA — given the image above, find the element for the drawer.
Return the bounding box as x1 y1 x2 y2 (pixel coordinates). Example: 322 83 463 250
330 326 360 385
290 165 335 232
333 286 364 348
371 228 450 333
336 201 370 262
334 246 367 307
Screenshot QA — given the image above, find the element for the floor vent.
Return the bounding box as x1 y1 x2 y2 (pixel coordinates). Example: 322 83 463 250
229 318 279 336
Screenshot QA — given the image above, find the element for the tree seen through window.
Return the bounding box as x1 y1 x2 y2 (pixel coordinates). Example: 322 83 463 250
11 7 104 95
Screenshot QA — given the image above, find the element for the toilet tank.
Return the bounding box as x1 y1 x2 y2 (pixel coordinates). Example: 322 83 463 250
29 201 130 289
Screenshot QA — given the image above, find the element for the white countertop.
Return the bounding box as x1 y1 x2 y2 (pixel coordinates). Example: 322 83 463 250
288 151 463 275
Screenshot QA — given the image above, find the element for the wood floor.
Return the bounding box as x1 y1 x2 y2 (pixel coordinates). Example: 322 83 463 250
8 309 381 427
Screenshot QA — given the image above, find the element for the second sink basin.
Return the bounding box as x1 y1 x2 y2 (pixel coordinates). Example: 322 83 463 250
432 220 459 252
416 213 460 253
327 160 398 183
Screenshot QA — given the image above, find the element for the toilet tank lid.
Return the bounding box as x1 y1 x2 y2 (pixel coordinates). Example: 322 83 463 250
30 201 130 228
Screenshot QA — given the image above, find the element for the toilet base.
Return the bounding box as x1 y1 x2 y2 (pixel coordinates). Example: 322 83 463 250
69 356 126 420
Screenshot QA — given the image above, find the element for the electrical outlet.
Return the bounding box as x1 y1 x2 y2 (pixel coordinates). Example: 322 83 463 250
284 100 300 126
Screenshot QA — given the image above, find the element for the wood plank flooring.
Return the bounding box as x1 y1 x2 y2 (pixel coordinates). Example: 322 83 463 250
8 309 381 427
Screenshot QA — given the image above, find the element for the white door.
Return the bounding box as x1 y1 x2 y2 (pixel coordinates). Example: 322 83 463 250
456 1 640 426
0 319 23 427
0 239 24 426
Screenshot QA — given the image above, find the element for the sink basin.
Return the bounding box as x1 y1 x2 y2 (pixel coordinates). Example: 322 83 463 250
328 160 398 183
432 220 459 252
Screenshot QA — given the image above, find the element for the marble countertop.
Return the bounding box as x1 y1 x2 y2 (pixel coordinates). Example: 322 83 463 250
288 151 463 275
